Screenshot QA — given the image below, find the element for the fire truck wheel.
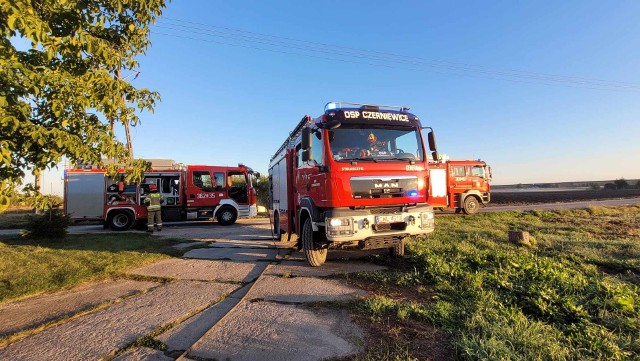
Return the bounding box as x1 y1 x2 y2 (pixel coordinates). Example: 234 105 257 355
463 196 480 214
302 218 327 267
390 238 405 257
273 212 283 241
217 206 237 226
109 211 134 231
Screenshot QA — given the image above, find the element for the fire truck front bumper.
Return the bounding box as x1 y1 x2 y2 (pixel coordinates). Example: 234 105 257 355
322 205 435 246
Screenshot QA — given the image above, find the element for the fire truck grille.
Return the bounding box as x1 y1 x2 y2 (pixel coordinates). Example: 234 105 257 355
368 207 403 215
350 176 418 200
373 222 407 232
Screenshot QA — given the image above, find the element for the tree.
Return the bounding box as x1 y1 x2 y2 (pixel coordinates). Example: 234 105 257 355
614 178 629 190
0 0 167 210
252 175 269 209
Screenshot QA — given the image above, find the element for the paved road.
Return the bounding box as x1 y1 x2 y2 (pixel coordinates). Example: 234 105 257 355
0 219 386 361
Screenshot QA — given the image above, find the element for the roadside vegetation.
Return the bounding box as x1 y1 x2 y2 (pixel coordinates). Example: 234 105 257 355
346 205 640 360
0 234 183 303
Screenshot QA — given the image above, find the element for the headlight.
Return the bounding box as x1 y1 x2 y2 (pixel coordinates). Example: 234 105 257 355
329 218 350 227
421 212 434 221
326 217 353 237
420 211 435 229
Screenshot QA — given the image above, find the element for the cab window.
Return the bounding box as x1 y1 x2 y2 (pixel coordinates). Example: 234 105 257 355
471 166 485 177
311 130 323 165
452 166 465 177
213 172 225 191
193 171 213 191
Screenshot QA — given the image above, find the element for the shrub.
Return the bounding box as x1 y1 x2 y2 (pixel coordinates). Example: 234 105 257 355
22 210 73 240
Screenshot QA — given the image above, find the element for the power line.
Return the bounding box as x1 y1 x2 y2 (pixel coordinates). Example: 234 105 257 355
150 17 640 92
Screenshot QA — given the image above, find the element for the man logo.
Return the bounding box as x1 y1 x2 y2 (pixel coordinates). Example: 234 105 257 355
374 182 399 188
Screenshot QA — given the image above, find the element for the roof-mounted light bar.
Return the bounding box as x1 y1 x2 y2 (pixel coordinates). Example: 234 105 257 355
324 101 411 112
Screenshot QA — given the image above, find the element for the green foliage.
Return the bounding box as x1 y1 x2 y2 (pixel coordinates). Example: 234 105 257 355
614 178 629 190
22 210 72 240
589 182 601 190
0 0 167 209
253 175 269 207
351 206 640 360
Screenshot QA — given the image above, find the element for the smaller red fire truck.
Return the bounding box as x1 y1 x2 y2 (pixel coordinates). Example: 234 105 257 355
427 159 491 214
64 164 259 230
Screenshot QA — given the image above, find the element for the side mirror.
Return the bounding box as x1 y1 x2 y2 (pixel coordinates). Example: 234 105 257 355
254 172 261 178
427 131 437 152
302 149 312 162
301 127 312 150
432 151 439 162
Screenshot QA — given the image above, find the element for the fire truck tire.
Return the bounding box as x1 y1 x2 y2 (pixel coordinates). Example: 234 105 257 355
273 212 284 241
463 196 480 215
109 211 134 231
217 206 237 226
302 218 326 267
390 238 405 257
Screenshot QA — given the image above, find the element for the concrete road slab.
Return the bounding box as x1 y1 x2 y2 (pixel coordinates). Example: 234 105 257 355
171 241 207 250
128 258 266 283
188 301 363 361
155 219 272 241
183 247 280 262
157 281 256 352
157 296 237 353
0 281 237 361
0 279 159 338
267 261 387 277
249 275 367 303
113 347 172 361
286 248 389 262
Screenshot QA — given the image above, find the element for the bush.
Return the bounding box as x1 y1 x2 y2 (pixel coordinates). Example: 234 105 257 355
22 210 73 240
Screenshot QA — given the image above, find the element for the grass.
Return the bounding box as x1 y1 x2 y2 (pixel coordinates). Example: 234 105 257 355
0 208 34 230
0 233 183 303
345 205 640 360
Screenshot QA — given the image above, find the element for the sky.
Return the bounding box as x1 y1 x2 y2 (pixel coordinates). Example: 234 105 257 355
43 1 640 194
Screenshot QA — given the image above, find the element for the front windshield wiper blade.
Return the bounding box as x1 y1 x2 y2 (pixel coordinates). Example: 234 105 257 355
342 157 378 162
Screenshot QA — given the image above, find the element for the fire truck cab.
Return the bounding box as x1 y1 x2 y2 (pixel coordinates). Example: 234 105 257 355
427 160 491 214
269 102 438 267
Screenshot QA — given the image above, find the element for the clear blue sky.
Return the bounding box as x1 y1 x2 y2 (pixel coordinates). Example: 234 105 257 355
111 0 639 186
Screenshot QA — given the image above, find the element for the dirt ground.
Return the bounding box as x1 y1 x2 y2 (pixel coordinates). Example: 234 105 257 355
490 189 640 205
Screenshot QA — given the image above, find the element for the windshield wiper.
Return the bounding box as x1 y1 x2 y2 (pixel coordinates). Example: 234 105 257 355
342 157 378 162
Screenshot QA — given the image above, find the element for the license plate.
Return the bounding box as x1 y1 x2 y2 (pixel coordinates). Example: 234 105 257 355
375 215 403 224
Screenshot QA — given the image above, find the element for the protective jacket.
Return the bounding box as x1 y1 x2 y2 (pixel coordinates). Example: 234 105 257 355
145 193 163 211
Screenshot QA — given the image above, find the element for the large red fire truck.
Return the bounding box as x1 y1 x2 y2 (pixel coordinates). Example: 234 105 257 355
64 164 259 230
269 102 438 267
427 159 491 214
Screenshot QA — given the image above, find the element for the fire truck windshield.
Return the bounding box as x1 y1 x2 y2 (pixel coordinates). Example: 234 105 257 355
329 126 424 162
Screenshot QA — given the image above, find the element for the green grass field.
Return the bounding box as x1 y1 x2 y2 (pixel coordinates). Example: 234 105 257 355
0 234 181 303
347 205 640 360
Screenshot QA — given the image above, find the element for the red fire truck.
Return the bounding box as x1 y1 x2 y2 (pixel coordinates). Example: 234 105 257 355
269 102 438 267
64 164 259 230
427 159 491 214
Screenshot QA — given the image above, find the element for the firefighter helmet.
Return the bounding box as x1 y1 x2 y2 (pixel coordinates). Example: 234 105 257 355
149 184 157 191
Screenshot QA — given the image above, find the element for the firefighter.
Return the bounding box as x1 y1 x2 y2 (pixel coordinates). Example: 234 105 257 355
144 184 163 232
